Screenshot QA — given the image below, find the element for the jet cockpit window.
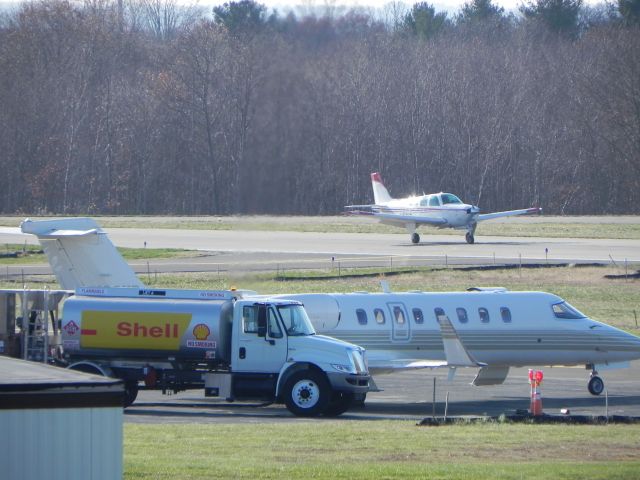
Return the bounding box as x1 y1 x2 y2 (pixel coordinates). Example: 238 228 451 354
412 308 424 324
374 308 386 324
428 196 440 207
456 308 468 323
441 193 463 205
356 308 368 325
500 307 512 323
479 307 490 323
552 302 587 320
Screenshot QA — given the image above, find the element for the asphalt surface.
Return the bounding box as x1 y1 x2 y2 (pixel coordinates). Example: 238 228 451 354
124 363 640 424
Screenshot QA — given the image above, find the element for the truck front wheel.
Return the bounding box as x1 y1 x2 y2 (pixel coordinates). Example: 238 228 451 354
284 370 330 417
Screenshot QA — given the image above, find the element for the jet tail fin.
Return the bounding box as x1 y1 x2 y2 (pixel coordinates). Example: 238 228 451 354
20 218 143 289
371 172 393 204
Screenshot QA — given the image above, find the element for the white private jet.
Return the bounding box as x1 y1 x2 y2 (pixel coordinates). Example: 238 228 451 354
273 287 640 396
3 217 639 396
346 172 541 244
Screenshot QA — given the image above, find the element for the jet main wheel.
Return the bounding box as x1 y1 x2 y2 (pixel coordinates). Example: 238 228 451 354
284 370 331 417
465 232 475 244
588 375 605 396
411 233 420 244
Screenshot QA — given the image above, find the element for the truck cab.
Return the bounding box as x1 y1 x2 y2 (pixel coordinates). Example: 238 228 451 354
213 298 370 416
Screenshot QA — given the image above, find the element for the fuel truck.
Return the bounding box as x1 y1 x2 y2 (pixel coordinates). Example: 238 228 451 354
15 286 370 417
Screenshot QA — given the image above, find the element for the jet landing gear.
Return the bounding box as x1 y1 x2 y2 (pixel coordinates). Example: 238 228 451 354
411 233 420 244
588 372 605 396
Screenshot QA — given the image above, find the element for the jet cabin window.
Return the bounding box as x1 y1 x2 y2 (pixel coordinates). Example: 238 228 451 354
552 302 587 320
440 193 463 205
479 307 490 323
500 307 512 323
374 308 386 324
456 308 468 324
412 308 424 324
356 309 368 325
393 306 406 325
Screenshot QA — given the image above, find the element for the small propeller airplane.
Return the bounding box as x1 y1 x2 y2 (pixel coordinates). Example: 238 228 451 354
345 172 541 244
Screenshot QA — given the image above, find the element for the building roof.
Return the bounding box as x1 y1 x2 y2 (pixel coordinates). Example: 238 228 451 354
0 357 124 409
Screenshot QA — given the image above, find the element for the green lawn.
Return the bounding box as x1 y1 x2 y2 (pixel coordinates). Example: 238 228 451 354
124 421 640 479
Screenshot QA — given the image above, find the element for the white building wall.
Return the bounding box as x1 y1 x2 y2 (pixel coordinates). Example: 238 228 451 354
0 407 123 480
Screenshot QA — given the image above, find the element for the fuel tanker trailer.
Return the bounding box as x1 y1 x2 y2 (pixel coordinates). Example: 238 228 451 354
59 287 370 417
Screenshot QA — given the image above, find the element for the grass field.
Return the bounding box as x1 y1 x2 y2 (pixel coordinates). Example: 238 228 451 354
124 421 640 479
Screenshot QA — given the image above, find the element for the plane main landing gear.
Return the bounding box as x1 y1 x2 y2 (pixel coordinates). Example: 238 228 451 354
465 232 474 244
588 373 605 396
411 233 420 244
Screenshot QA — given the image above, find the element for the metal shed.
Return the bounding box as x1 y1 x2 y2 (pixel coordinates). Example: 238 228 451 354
0 357 124 480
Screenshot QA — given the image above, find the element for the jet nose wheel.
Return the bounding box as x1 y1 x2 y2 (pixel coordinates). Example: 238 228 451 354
411 233 420 244
588 375 605 396
465 232 475 244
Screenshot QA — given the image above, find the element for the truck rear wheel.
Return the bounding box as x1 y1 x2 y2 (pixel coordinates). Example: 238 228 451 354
284 370 330 417
124 381 139 407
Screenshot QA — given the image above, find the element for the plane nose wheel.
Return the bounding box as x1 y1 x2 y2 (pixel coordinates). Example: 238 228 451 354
588 374 604 396
411 233 420 244
465 232 475 244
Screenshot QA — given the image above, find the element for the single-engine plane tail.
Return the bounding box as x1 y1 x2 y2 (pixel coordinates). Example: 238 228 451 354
371 172 393 204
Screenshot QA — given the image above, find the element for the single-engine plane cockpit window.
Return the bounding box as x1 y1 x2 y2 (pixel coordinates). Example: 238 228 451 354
356 309 368 325
440 193 463 205
552 302 587 320
428 196 440 207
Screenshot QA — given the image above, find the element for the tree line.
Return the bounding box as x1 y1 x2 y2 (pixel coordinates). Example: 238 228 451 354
0 0 638 215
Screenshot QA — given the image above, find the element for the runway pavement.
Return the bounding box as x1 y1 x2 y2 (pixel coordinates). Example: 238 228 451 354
124 362 640 424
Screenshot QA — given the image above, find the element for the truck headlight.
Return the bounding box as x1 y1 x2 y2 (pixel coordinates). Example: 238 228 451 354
331 363 354 373
350 349 367 374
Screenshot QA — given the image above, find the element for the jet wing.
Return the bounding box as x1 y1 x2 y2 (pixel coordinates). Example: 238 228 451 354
366 314 485 374
477 207 541 222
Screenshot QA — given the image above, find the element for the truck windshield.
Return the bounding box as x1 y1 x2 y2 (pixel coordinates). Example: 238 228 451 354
277 305 316 336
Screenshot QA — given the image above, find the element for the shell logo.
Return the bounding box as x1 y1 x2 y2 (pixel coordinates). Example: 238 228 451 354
192 323 210 341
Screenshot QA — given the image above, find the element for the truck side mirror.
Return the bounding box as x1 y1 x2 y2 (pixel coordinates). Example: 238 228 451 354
257 306 267 338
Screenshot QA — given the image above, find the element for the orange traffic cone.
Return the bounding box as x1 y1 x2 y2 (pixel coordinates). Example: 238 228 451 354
531 387 543 416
